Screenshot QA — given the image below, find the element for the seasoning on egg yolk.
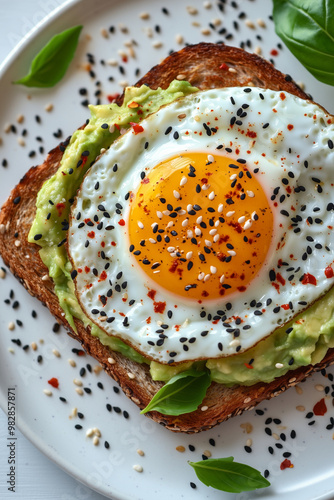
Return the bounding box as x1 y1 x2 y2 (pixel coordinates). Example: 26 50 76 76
128 153 273 301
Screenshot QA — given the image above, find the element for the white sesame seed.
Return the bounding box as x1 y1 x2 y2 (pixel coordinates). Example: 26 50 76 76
175 34 184 44
220 275 225 284
45 103 54 112
133 464 143 473
245 19 256 29
243 219 253 230
213 234 220 243
17 137 25 147
187 6 198 14
217 204 224 214
187 229 193 238
137 449 145 456
243 397 251 404
127 372 136 380
76 388 84 396
196 215 203 224
238 216 246 224
209 229 217 236
156 211 163 219
315 384 324 392
152 41 163 49
198 272 205 280
0 224 5 234
251 211 257 220
214 220 220 227
296 405 305 412
52 349 61 358
203 1 212 8
8 322 15 331
246 438 253 447
227 250 236 256
229 338 240 347
167 246 176 252
202 183 210 190
86 428 94 437
93 436 100 446
180 176 187 186
73 378 83 387
186 251 193 259
43 389 52 397
275 363 284 369
204 239 212 247
108 357 116 364
226 211 235 217
68 358 76 367
204 274 211 282
201 28 211 35
0 268 6 279
247 190 255 198
138 221 144 229
170 252 177 258
173 190 180 199
139 12 150 19
208 191 215 200
203 449 212 457
166 221 174 228
149 238 156 244
178 210 186 215
254 46 262 56
211 18 221 27
187 204 193 212
176 74 186 81
210 266 217 274
207 154 214 163
257 18 266 28
228 67 237 74
163 210 170 217
195 227 201 236
201 405 208 411
230 174 237 180
182 219 189 227
109 124 115 133
151 222 158 229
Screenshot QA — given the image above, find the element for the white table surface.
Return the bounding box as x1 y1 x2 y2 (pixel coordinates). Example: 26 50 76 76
0 3 107 498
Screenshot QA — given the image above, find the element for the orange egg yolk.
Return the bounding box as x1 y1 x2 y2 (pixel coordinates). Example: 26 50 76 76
128 153 273 301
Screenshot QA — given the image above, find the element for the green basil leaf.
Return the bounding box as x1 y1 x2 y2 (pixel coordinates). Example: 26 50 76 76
189 457 271 493
272 0 334 86
141 369 211 415
14 25 83 87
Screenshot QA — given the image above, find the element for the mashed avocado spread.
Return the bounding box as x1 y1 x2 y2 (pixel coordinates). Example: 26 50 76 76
29 81 334 386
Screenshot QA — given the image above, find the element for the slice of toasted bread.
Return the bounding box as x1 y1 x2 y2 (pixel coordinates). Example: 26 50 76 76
1 43 333 433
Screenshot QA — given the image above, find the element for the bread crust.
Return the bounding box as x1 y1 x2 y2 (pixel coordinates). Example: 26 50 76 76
1 43 333 433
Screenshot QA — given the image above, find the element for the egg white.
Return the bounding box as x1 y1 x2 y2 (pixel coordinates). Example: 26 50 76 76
68 87 334 364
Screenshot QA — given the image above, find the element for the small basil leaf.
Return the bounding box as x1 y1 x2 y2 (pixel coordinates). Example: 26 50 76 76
14 25 83 88
189 458 271 493
141 369 211 415
272 0 334 86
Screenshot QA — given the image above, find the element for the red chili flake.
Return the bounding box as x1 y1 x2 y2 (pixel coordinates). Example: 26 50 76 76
246 130 257 138
87 231 95 238
147 289 157 301
244 363 253 369
313 397 327 416
118 219 125 226
154 301 166 314
270 49 279 56
146 316 151 324
130 122 144 134
107 93 120 103
111 241 116 246
141 177 150 184
237 286 247 292
98 270 107 282
287 124 294 131
84 266 90 273
48 377 59 388
281 303 290 310
80 155 88 167
55 202 66 217
122 55 128 63
219 62 229 70
101 241 105 248
301 273 317 286
169 260 179 273
325 266 334 278
276 273 286 286
280 92 286 100
280 459 294 470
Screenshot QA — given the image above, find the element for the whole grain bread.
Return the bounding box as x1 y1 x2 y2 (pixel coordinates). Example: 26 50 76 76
1 43 333 433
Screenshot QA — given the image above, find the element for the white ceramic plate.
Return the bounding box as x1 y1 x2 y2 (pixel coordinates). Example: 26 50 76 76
1 1 334 499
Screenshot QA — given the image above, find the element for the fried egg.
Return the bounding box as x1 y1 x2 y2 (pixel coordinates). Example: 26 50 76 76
68 87 334 364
